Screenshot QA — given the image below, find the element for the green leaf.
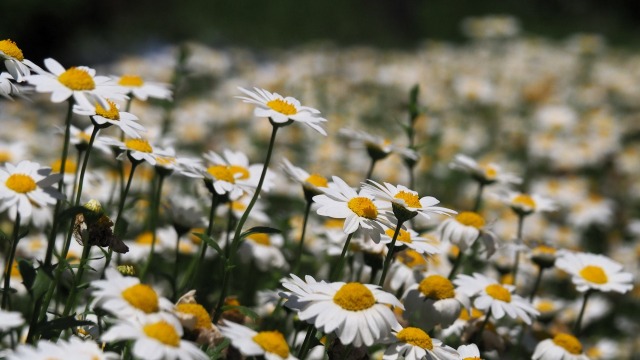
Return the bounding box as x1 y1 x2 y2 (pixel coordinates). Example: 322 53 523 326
38 316 94 340
207 338 230 360
240 226 281 240
32 266 54 299
18 259 36 291
220 305 259 320
193 232 223 256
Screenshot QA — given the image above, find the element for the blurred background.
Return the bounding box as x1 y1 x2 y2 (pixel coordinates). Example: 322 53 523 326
2 0 640 65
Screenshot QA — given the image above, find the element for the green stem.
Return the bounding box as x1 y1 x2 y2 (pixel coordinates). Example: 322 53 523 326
473 182 485 213
477 307 493 338
330 233 355 282
365 158 377 180
73 126 100 206
378 220 405 286
62 243 92 316
44 98 75 267
69 149 84 207
2 212 21 309
298 326 317 359
448 249 465 279
292 200 312 274
528 266 544 302
512 214 526 287
573 290 592 334
140 173 166 281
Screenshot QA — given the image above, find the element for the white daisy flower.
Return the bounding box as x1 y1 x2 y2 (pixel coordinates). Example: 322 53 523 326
0 39 31 82
205 148 274 191
312 176 389 242
380 227 441 256
113 74 172 101
219 321 298 360
7 340 67 360
403 274 470 330
449 153 522 185
73 97 146 138
532 333 589 360
101 313 208 360
0 72 21 99
494 190 557 216
555 252 633 294
102 136 161 165
383 327 459 360
454 273 539 325
237 87 327 135
0 160 62 220
280 274 403 347
154 147 203 178
0 140 28 164
69 125 113 154
62 337 120 359
239 232 288 271
339 128 418 162
457 343 482 360
362 180 456 222
384 249 428 293
90 267 173 319
0 309 24 331
281 158 330 199
437 211 499 257
25 58 126 105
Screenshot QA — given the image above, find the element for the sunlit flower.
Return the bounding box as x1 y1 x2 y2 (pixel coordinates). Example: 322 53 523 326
239 232 287 271
457 343 481 360
154 147 203 177
219 321 297 360
0 160 62 220
383 327 459 360
73 98 146 138
437 211 498 257
384 249 428 293
0 72 21 99
101 313 208 360
379 226 441 256
113 74 172 101
0 39 31 82
205 148 273 191
280 274 403 347
25 58 126 105
281 158 330 199
103 137 162 165
237 87 327 135
403 274 469 330
532 333 589 360
555 252 633 294
454 272 539 324
494 190 557 216
313 176 389 242
449 153 521 185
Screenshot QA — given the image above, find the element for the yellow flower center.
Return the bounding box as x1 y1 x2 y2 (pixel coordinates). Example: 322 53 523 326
552 333 583 355
513 194 536 209
175 303 212 330
485 284 511 302
534 245 556 255
118 74 144 87
536 300 556 312
207 165 235 183
58 67 95 91
0 150 11 163
0 39 24 61
394 191 421 208
121 283 159 313
124 138 153 153
252 331 290 358
455 211 485 228
459 308 483 321
51 159 77 174
9 262 20 277
305 173 328 188
135 231 156 245
579 265 608 284
482 164 497 180
143 321 180 347
501 274 514 285
347 197 378 219
156 156 176 167
385 228 412 243
248 233 271 246
266 98 297 115
396 249 427 268
418 275 455 300
396 327 433 350
333 282 376 311
229 165 250 180
324 219 344 229
5 173 37 194
95 100 120 120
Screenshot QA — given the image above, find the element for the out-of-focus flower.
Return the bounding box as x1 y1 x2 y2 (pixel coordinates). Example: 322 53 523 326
403 274 469 330
339 128 417 162
494 190 557 216
450 154 521 185
0 309 24 331
113 74 172 101
73 98 146 138
281 158 330 199
438 211 499 258
239 233 287 271
532 333 589 360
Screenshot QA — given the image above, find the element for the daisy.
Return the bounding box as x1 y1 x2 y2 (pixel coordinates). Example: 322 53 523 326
449 153 521 185
237 87 327 135
494 189 557 216
73 97 146 138
403 274 470 330
101 313 208 360
7 340 67 360
0 39 31 82
90 267 173 319
238 232 288 271
280 274 403 347
457 343 482 360
0 140 28 164
380 226 441 256
384 249 428 293
555 252 633 293
0 160 62 220
312 176 389 242
204 148 274 192
25 58 126 105
102 136 161 165
454 273 539 324
532 333 589 360
383 327 459 360
339 128 417 162
113 74 172 101
437 211 499 257
69 125 112 154
362 180 456 222
154 147 203 178
62 337 120 360
281 158 330 199
0 309 24 331
219 321 297 360
0 72 21 99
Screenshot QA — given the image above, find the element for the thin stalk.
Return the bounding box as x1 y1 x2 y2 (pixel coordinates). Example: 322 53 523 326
378 220 405 286
292 200 312 274
512 214 526 287
473 182 485 213
477 307 493 338
181 193 219 292
73 126 100 206
62 243 92 316
365 158 377 181
69 149 84 206
330 233 354 282
573 290 592 334
140 173 166 281
448 250 465 279
44 99 75 267
528 266 544 302
2 212 21 309
298 326 317 359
